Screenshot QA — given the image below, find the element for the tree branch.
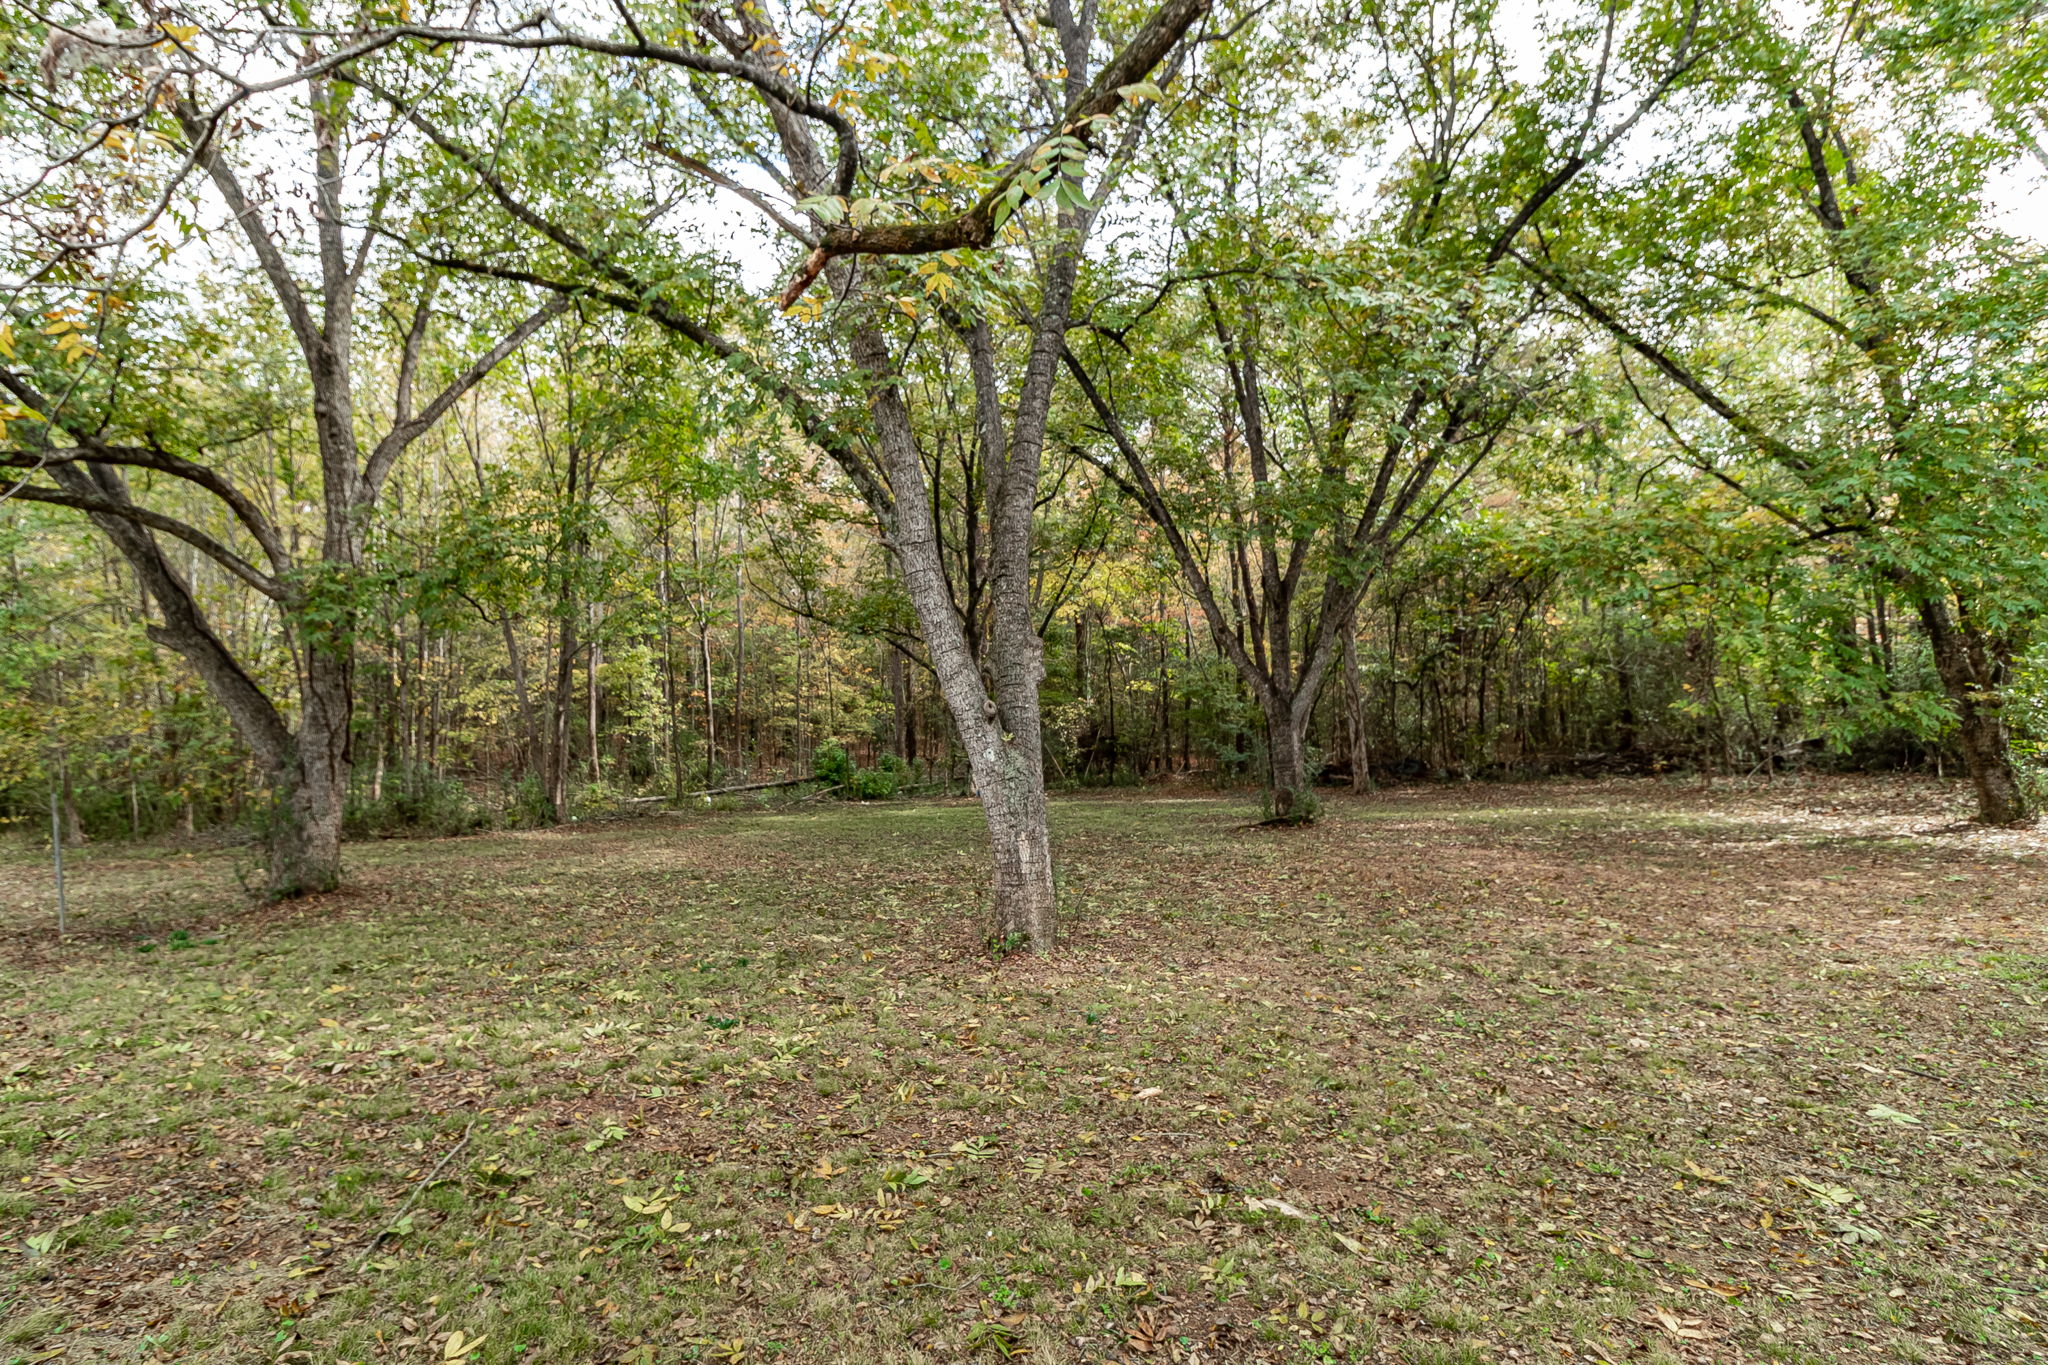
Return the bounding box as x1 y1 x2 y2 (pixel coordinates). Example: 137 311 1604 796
774 0 1211 308
0 369 289 569
9 483 286 599
362 293 570 498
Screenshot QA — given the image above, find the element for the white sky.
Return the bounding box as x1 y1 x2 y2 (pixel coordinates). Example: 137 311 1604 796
1987 156 2048 243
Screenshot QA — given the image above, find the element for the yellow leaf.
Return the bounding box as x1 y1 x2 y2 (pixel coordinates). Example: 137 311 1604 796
0 324 16 359
318 1018 341 1028
443 1330 485 1360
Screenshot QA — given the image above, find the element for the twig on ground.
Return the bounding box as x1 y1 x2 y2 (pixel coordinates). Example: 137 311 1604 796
351 1118 476 1267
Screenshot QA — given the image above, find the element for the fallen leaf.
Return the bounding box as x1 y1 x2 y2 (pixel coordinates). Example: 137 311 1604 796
1650 1306 1713 1341
443 1330 486 1361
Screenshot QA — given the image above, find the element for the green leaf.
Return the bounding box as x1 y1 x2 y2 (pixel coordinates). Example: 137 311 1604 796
794 194 847 225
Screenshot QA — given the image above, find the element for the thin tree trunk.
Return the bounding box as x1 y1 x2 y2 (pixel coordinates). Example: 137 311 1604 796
660 519 684 802
733 523 746 776
693 508 718 790
1343 614 1367 792
502 615 540 776
548 611 576 819
588 600 602 784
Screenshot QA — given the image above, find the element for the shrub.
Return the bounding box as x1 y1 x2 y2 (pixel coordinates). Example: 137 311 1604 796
814 744 855 788
499 774 555 828
569 780 628 819
814 744 900 800
343 765 487 838
846 764 898 800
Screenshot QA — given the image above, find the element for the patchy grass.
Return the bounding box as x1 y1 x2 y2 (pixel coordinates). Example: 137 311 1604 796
0 776 2042 1364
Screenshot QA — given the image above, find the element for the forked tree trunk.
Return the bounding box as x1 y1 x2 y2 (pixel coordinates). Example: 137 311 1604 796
50 460 346 894
856 328 1060 951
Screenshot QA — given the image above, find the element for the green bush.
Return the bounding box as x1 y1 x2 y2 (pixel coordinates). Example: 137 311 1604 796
344 765 487 838
569 780 628 819
499 774 555 828
813 744 855 788
846 765 898 800
814 744 900 800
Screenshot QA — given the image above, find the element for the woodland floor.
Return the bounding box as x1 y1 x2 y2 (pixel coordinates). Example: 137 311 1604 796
0 776 2042 1365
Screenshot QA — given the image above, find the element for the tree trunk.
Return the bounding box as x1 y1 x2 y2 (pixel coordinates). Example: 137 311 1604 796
270 634 350 896
1342 614 1367 792
1264 694 1312 822
57 754 86 846
587 601 602 784
854 326 1059 952
886 644 913 760
48 460 345 895
1917 592 2032 825
733 528 746 776
982 749 1056 947
692 508 717 790
501 614 541 778
660 521 685 803
547 609 576 819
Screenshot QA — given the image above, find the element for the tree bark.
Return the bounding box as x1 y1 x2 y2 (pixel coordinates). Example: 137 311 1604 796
1342 616 1368 792
1263 692 1312 822
277 651 349 894
855 327 1057 951
1916 592 2032 826
548 608 577 819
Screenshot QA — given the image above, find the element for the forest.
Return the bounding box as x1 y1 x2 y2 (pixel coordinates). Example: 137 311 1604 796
0 0 2044 1360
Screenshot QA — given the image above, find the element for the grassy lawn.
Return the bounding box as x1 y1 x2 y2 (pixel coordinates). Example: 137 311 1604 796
0 778 2042 1364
